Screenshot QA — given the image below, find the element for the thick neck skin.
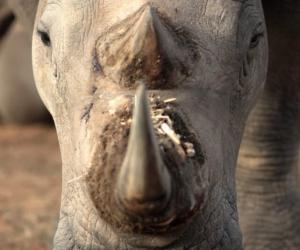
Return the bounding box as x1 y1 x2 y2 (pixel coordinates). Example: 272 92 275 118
237 90 300 250
237 3 300 249
237 90 300 193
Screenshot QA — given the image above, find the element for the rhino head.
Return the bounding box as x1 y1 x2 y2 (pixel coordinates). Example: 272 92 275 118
32 0 268 249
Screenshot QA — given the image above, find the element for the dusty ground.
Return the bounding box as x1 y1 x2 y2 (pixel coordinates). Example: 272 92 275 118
0 125 61 250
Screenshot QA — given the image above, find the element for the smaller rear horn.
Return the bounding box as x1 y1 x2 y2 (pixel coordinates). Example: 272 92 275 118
96 5 193 88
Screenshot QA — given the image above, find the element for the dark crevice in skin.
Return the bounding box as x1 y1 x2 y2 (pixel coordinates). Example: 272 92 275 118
81 102 94 123
91 86 98 95
92 49 103 74
81 86 98 123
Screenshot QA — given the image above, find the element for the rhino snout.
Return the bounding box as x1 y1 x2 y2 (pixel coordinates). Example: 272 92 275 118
85 83 206 239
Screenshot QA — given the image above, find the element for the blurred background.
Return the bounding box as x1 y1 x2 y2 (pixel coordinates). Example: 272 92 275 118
0 3 61 250
0 125 61 250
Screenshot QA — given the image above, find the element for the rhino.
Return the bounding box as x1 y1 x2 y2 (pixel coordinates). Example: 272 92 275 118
0 1 48 123
4 0 300 249
32 0 268 249
237 1 300 249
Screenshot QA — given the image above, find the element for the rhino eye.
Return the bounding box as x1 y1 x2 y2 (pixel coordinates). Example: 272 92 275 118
37 25 51 47
250 33 263 49
249 24 264 49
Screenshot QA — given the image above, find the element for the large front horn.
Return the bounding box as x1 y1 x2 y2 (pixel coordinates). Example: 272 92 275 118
116 84 171 215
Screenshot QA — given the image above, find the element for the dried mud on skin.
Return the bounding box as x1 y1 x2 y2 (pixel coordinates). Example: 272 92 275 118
87 94 205 234
0 125 61 250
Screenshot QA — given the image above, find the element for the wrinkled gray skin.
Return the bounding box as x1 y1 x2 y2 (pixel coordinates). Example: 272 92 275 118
30 0 268 249
237 1 300 249
0 0 48 123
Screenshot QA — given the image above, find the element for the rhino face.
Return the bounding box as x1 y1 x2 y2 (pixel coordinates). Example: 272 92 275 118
33 0 267 249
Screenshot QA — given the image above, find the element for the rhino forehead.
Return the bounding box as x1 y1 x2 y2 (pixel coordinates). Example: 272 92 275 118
56 0 246 22
46 0 250 42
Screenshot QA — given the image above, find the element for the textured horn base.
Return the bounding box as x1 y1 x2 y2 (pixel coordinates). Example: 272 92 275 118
95 5 196 89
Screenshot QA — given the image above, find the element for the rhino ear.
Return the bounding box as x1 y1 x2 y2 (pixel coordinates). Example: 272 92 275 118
5 0 39 33
0 3 15 40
